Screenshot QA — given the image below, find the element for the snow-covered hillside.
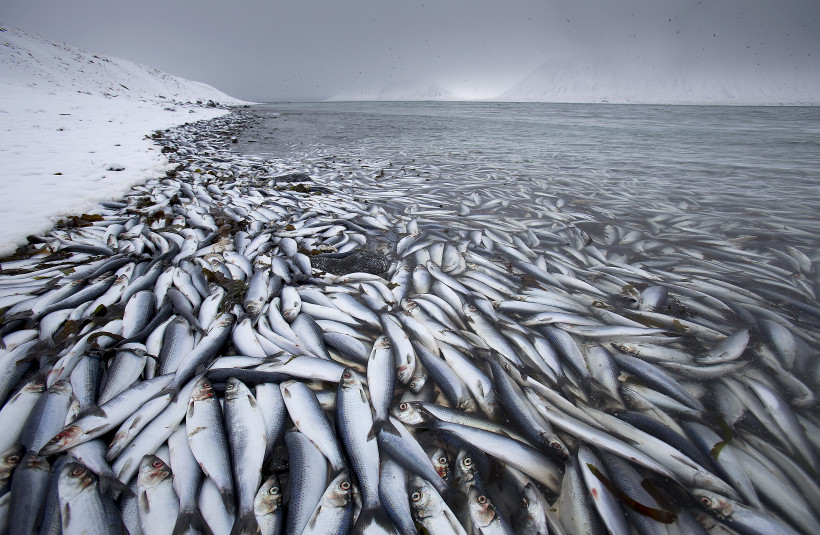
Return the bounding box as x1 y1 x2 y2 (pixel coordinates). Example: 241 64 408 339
327 81 459 101
0 26 247 256
499 57 820 105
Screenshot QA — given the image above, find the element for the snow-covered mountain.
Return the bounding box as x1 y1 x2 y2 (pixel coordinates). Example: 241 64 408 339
0 25 242 105
498 57 820 105
0 25 247 256
327 81 459 101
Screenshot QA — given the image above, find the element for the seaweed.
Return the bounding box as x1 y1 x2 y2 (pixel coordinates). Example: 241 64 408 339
586 463 677 524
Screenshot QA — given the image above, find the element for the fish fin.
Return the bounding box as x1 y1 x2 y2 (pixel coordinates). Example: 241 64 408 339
154 385 179 403
375 419 401 437
139 490 150 513
99 474 131 500
587 381 624 411
229 511 260 535
75 404 107 419
412 406 440 430
353 507 397 535
220 487 236 517
262 351 286 364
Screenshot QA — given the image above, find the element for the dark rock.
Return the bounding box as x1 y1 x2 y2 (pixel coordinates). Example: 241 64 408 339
206 100 217 107
311 250 390 276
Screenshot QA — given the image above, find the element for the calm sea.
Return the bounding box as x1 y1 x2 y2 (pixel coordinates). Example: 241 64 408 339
232 102 820 249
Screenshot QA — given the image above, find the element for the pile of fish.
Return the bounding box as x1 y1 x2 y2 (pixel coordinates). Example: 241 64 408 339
0 110 818 535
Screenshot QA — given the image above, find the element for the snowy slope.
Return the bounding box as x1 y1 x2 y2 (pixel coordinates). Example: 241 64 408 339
0 25 243 104
499 57 820 105
327 81 459 101
0 26 248 256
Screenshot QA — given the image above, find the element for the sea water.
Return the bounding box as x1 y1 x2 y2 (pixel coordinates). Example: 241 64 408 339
232 102 820 250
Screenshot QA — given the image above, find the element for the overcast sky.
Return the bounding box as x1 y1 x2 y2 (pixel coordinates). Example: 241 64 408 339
2 0 818 101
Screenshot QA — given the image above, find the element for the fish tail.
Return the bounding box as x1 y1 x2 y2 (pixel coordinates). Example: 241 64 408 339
173 507 214 535
229 511 260 535
98 474 132 500
75 403 107 419
220 487 236 517
353 506 397 535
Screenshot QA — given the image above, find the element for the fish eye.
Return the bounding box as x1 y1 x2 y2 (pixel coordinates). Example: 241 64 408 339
342 371 351 379
478 495 487 504
226 383 235 390
269 486 279 494
463 457 472 467
700 496 712 507
6 456 19 464
399 403 408 411
438 456 448 465
411 491 421 502
71 467 85 477
151 460 164 468
340 481 351 490
550 442 562 450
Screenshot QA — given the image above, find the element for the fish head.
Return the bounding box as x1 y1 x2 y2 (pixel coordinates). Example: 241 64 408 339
191 377 217 402
373 335 391 351
693 489 734 521
138 455 173 489
339 368 364 390
223 377 248 401
610 342 634 354
408 477 437 520
546 437 570 460
520 482 546 520
462 302 478 317
0 446 22 481
431 448 450 480
390 401 426 426
397 362 416 386
58 462 97 500
324 471 353 508
254 474 282 515
40 425 83 455
400 298 418 314
454 449 476 486
468 486 497 528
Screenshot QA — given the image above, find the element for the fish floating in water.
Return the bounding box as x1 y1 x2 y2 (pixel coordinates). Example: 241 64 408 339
0 111 818 535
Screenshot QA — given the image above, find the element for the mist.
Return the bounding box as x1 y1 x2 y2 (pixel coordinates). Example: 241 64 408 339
2 0 817 101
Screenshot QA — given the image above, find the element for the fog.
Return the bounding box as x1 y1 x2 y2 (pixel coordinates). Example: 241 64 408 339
2 0 818 101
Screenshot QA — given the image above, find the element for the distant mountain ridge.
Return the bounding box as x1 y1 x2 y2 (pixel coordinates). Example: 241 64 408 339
0 25 242 105
498 57 820 105
327 81 459 101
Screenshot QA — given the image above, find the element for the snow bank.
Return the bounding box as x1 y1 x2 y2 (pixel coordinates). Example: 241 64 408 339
0 25 248 256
